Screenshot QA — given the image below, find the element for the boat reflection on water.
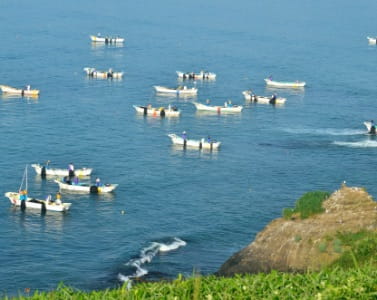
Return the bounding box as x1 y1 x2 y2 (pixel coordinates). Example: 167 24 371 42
169 144 219 159
265 86 305 96
1 94 39 102
194 110 243 119
10 205 67 233
91 42 124 50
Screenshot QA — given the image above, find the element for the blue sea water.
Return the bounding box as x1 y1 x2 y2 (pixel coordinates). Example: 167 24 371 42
1 0 377 295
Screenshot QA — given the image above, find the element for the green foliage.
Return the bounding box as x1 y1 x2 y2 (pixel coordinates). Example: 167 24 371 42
318 241 328 253
283 191 330 220
294 235 302 242
9 266 377 299
331 231 377 269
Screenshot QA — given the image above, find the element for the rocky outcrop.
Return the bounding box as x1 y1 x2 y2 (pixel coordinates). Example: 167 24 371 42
217 185 377 276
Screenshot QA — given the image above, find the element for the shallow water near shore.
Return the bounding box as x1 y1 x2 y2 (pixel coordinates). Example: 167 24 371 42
1 0 377 295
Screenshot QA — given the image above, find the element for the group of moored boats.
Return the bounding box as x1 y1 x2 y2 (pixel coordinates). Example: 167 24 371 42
6 163 118 213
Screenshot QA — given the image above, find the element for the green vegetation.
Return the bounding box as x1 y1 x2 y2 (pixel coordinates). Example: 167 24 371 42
331 230 377 269
283 191 330 219
8 266 377 300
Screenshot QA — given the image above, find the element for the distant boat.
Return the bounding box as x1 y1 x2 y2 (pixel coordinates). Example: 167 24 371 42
168 134 221 150
90 35 124 44
367 36 377 44
192 101 243 113
176 71 216 80
154 85 198 95
0 85 39 97
84 67 123 79
264 78 306 88
133 105 180 117
242 90 287 105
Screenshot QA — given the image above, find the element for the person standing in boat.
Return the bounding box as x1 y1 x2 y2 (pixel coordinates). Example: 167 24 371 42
19 190 27 210
55 192 62 205
182 131 187 141
207 136 211 143
68 163 75 177
95 177 101 187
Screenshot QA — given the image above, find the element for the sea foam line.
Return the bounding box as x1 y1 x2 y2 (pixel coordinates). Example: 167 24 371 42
333 140 377 148
118 237 187 285
283 128 365 136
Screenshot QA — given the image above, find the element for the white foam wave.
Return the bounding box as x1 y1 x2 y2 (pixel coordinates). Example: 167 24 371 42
158 237 187 252
118 237 187 284
333 140 377 148
283 128 365 136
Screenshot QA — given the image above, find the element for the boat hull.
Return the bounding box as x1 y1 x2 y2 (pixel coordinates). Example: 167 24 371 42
90 35 124 43
133 105 180 117
154 85 197 95
0 85 39 96
31 164 92 176
242 91 286 104
193 102 243 113
5 192 71 212
176 71 216 80
168 134 221 150
54 180 118 193
84 68 123 79
264 78 306 88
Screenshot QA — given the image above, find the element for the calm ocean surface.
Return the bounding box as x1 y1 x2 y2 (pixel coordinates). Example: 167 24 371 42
1 0 377 295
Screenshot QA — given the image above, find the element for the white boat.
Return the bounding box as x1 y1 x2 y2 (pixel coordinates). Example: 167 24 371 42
168 134 221 150
176 71 216 80
31 163 93 177
90 35 124 43
5 192 71 212
242 90 287 105
264 78 306 88
54 179 118 193
0 85 39 97
367 36 377 44
6 166 71 212
364 121 376 134
84 67 123 79
154 85 198 95
133 105 180 117
193 101 243 113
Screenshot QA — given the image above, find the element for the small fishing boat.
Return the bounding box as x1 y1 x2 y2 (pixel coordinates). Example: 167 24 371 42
31 163 93 177
242 90 287 105
154 85 198 95
6 166 71 212
54 179 118 193
193 101 243 113
364 121 376 134
133 105 180 117
367 36 377 44
168 133 221 150
84 67 123 79
90 35 124 44
5 192 71 212
264 78 306 88
176 71 216 80
0 85 40 97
